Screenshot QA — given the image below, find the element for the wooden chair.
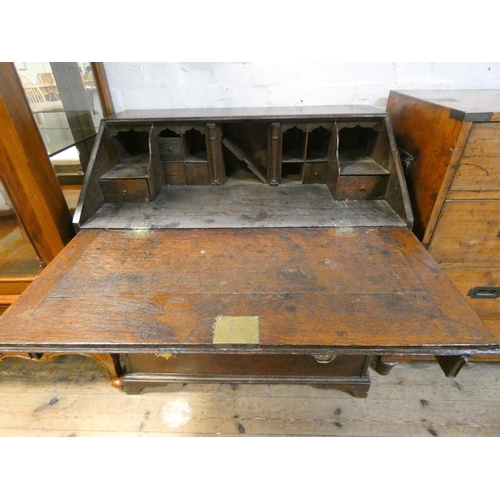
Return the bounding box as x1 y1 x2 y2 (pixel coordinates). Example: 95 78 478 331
38 73 59 101
22 82 47 126
38 73 55 86
82 71 94 88
22 82 46 104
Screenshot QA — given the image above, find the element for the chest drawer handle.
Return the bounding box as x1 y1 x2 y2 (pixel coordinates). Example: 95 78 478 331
468 287 500 299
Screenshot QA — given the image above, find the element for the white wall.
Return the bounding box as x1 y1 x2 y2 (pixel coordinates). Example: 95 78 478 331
104 62 500 113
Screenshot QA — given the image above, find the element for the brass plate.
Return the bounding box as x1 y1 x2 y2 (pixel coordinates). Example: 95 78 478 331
213 316 260 345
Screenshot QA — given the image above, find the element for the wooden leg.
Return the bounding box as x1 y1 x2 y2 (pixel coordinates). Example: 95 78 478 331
374 355 399 376
435 355 469 378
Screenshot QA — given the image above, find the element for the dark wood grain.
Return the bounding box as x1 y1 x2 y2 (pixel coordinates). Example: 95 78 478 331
387 91 466 240
73 123 121 229
0 226 495 354
121 353 370 396
107 106 386 123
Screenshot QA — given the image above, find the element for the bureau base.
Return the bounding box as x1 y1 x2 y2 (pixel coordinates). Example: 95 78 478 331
120 353 371 397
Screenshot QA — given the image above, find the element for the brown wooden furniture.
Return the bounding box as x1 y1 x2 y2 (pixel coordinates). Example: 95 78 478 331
0 105 498 397
387 90 500 343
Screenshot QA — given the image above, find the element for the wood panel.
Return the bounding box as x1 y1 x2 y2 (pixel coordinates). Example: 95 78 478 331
0 226 494 354
461 124 500 157
0 278 32 296
443 267 500 317
386 91 466 240
451 157 500 193
450 124 500 192
73 123 121 229
483 318 500 337
429 200 500 263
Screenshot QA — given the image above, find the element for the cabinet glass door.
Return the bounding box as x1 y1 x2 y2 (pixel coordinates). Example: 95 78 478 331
15 62 104 212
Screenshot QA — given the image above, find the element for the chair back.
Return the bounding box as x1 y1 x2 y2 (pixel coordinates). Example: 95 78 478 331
23 83 46 104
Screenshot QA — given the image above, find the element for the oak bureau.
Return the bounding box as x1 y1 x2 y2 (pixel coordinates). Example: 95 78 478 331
0 105 498 396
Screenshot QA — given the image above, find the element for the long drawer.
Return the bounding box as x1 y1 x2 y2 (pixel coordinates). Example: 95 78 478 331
443 266 500 317
450 123 500 193
429 200 500 263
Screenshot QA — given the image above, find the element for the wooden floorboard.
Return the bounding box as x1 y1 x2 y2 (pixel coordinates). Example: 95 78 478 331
0 355 499 436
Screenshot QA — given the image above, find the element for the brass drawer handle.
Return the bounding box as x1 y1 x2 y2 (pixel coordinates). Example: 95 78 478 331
468 287 500 299
313 354 337 364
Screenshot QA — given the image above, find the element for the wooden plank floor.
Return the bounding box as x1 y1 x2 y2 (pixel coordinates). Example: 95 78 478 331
1 355 500 436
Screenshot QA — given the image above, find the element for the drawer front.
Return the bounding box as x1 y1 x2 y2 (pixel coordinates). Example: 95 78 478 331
429 200 500 263
450 124 500 193
443 267 500 317
123 353 369 379
483 318 500 337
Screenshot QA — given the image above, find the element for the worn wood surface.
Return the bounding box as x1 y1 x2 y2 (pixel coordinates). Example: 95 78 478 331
108 106 386 123
429 200 500 263
73 122 121 228
443 266 500 317
0 226 495 354
121 354 371 397
1 355 500 436
450 125 500 192
83 184 406 230
336 174 389 200
385 90 500 122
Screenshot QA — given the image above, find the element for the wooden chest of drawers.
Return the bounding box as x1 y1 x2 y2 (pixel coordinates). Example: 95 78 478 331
387 90 500 340
1 105 499 396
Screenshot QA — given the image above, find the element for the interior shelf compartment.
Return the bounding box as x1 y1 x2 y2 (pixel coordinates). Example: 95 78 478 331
302 125 332 184
99 127 164 203
335 123 392 200
157 126 210 186
306 126 331 162
184 128 208 162
282 126 307 162
281 125 306 183
74 109 413 232
280 124 333 184
222 122 268 184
